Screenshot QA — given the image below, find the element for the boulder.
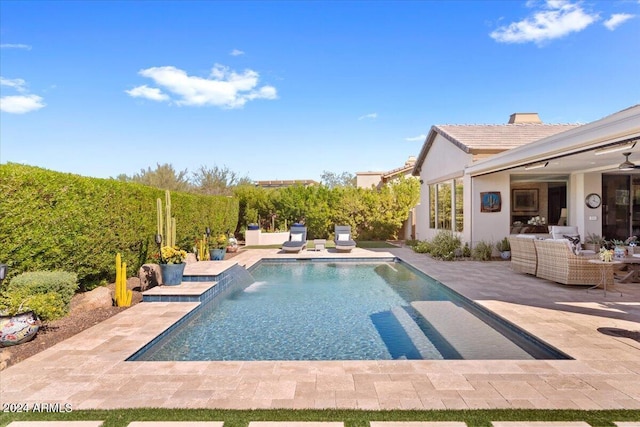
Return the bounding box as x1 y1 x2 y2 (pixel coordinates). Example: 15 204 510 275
139 263 162 291
70 286 113 314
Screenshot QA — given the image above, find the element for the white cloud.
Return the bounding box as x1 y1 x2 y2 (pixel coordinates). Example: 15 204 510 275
0 43 32 50
358 113 378 120
405 134 426 142
0 76 45 114
230 49 245 56
0 94 45 114
490 0 598 44
0 77 27 92
127 64 277 109
603 13 634 30
125 84 170 101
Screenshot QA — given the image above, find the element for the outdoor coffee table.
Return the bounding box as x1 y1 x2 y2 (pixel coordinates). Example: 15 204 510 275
587 259 622 297
618 255 640 283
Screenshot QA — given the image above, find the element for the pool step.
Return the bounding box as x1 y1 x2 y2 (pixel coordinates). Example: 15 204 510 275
390 306 443 359
411 301 533 360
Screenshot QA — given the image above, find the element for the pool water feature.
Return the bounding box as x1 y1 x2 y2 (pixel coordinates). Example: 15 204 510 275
130 261 569 361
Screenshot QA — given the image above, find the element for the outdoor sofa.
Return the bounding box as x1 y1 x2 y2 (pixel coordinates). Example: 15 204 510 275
508 235 538 275
533 238 606 286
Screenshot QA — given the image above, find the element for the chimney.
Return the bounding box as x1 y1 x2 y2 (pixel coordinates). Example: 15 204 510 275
508 113 542 124
405 156 417 166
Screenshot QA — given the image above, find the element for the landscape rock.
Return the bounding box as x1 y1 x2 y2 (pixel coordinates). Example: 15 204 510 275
139 263 162 291
185 253 197 264
70 286 113 314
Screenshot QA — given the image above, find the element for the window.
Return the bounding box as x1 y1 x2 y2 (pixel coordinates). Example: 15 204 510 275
455 178 464 232
428 179 463 231
429 184 436 228
437 182 452 230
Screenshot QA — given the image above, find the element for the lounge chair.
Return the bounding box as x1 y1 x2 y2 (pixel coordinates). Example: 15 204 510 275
334 225 356 252
282 225 307 253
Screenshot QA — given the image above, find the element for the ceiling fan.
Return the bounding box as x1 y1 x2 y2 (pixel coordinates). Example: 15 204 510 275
618 152 639 170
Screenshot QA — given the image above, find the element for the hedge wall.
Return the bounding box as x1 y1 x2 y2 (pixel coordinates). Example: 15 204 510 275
0 163 238 289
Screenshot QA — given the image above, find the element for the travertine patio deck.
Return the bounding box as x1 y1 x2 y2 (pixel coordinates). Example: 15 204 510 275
1 246 639 410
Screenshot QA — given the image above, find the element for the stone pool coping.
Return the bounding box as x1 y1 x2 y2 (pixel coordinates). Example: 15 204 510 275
1 247 639 410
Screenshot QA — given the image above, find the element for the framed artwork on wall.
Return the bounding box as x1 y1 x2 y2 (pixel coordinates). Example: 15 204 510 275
513 189 539 212
480 191 501 213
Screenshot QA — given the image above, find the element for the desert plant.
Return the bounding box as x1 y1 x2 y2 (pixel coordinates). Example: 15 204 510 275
428 230 462 261
496 237 511 252
114 253 132 307
585 233 606 245
472 241 493 261
462 242 471 257
0 270 78 321
411 240 432 254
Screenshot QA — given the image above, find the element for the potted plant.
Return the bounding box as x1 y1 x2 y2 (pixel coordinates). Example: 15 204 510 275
625 235 638 255
211 234 228 261
158 246 187 286
0 265 40 347
584 233 606 253
496 237 511 260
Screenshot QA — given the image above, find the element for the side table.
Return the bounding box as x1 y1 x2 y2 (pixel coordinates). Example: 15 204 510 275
587 259 621 297
313 239 326 252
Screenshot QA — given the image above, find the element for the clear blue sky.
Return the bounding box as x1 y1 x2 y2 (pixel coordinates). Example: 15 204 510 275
1 0 639 182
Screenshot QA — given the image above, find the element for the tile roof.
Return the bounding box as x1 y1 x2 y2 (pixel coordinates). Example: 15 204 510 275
435 123 581 153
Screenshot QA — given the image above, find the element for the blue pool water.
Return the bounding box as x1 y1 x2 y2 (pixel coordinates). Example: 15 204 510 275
131 261 569 361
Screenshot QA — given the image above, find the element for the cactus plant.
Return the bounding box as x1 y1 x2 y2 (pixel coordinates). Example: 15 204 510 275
197 234 210 261
114 253 132 307
156 190 176 247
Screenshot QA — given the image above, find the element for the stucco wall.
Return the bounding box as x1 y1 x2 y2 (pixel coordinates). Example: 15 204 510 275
415 135 471 241
471 172 511 246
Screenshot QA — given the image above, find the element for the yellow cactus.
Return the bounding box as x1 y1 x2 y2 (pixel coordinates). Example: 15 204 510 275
115 253 132 307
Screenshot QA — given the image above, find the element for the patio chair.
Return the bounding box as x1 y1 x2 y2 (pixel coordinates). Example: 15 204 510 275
282 225 307 253
533 238 605 286
334 225 356 252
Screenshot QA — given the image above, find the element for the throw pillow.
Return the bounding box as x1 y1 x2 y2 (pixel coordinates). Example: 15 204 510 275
291 233 303 242
563 234 582 255
337 233 349 241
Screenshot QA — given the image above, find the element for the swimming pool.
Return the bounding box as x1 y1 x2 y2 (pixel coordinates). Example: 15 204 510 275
130 260 569 361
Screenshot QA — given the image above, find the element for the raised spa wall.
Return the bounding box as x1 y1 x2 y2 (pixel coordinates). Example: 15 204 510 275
245 229 290 246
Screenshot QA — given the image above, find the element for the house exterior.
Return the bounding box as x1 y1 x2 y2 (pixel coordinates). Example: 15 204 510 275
412 105 640 247
356 156 417 189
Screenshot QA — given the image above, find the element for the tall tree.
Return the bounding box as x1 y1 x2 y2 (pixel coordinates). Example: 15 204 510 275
116 163 191 192
320 170 356 189
192 165 251 196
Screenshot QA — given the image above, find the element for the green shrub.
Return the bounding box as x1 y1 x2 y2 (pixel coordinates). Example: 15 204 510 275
472 240 493 261
411 240 432 253
0 288 66 321
0 163 239 289
462 242 471 257
8 271 78 310
0 271 78 321
428 231 462 261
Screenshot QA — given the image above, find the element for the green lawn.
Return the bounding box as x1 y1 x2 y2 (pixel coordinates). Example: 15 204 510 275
2 408 639 427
